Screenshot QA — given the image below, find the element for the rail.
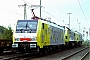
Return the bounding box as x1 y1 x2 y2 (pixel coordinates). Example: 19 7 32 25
61 46 89 60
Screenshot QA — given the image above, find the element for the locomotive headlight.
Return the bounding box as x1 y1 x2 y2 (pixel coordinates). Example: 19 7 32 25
30 44 36 48
12 44 18 48
32 36 36 41
14 38 20 41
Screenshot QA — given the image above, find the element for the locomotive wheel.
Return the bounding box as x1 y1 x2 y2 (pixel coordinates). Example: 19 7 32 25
72 42 75 47
43 47 48 54
44 49 48 54
58 46 61 51
49 47 52 52
79 41 82 47
37 47 43 55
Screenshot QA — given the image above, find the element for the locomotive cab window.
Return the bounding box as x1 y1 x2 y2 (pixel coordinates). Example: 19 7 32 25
16 20 38 33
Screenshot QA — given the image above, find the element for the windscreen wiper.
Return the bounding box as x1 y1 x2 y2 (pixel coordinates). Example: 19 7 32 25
20 28 25 33
26 22 32 33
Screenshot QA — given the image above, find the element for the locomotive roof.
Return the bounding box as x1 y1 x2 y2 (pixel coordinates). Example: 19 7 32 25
60 26 71 31
40 19 64 30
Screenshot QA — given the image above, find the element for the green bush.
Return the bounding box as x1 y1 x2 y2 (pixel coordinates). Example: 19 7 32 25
0 25 13 40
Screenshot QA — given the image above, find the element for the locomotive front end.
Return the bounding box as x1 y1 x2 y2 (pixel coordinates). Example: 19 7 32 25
12 20 38 53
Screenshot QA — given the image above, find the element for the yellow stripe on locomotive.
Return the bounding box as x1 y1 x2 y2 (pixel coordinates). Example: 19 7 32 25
36 20 51 48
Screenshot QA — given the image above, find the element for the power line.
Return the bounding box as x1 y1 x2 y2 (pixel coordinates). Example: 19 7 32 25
22 0 64 22
81 0 88 14
42 10 63 22
48 0 67 17
78 0 88 25
48 0 80 27
78 0 89 31
0 8 23 16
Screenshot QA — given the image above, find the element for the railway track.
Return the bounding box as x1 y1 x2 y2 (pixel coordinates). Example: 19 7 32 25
0 52 40 60
26 46 88 60
0 46 89 60
61 46 90 60
80 50 90 60
0 53 31 60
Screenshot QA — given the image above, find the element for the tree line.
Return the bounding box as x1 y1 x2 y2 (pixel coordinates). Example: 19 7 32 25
0 25 13 40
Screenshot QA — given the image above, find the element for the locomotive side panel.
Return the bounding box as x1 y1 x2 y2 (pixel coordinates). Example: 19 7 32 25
47 22 65 45
64 30 70 43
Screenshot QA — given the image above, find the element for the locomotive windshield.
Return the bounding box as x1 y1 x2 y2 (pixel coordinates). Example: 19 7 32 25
16 20 38 33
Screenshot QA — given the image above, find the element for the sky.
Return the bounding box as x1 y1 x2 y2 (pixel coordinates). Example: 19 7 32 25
0 0 90 40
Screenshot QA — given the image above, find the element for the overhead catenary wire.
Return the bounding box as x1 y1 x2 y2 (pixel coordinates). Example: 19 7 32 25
0 0 88 30
42 10 64 22
78 0 90 37
48 0 79 28
0 0 31 18
48 0 67 18
0 8 23 16
78 0 89 25
81 0 89 26
47 0 77 28
81 0 88 15
22 0 64 23
48 0 89 29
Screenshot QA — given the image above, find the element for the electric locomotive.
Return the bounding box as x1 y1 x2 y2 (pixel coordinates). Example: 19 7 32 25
12 9 82 53
12 19 66 53
12 9 65 53
61 26 82 47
